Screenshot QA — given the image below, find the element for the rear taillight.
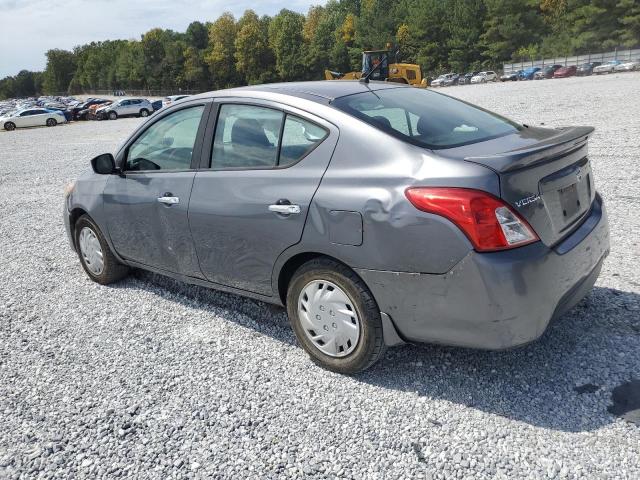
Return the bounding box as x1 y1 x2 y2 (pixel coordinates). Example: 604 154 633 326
405 187 539 252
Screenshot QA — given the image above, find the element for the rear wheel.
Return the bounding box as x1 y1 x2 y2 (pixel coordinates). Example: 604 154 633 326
46 118 57 127
75 215 129 285
4 122 16 131
139 109 149 117
108 111 118 120
286 258 386 374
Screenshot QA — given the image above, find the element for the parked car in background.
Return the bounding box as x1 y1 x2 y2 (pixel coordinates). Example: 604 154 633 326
458 72 479 85
2 108 67 131
90 102 113 120
73 99 110 120
470 71 497 83
151 100 163 112
576 62 602 76
431 74 454 87
64 81 609 373
519 67 541 80
553 65 577 78
443 74 461 87
500 70 523 81
162 95 191 108
593 60 622 74
535 65 563 79
99 98 152 120
614 61 640 72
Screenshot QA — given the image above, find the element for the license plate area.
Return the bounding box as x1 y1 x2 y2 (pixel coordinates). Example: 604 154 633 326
559 183 580 218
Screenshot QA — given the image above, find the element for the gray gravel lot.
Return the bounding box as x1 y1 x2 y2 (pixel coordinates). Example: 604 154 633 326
1 73 639 479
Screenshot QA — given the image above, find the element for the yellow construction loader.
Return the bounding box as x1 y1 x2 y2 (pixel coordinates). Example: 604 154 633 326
324 49 428 87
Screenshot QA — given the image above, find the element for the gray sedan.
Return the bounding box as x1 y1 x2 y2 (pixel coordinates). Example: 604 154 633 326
64 81 609 373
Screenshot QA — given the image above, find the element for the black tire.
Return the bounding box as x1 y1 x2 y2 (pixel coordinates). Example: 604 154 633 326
74 214 129 285
108 111 118 120
286 258 386 374
139 109 149 117
46 118 57 127
4 122 16 131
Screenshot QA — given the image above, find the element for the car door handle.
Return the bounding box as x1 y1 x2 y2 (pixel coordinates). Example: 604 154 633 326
268 204 301 215
157 195 179 205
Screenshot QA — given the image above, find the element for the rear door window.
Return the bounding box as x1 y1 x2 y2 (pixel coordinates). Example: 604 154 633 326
211 105 283 169
210 104 329 169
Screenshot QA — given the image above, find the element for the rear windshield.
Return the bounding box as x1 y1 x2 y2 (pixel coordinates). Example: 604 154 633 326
331 87 521 149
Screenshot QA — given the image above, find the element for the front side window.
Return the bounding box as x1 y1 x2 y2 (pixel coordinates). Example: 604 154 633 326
126 105 205 171
332 87 521 149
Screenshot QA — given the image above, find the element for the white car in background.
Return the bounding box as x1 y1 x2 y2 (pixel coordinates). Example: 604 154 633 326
162 95 191 108
470 71 498 83
593 60 622 74
614 61 639 72
1 108 67 131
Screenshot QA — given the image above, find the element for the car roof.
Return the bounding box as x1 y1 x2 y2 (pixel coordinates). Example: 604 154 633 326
190 80 410 105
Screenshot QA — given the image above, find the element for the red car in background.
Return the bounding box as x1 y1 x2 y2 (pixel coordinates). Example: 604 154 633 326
553 65 577 78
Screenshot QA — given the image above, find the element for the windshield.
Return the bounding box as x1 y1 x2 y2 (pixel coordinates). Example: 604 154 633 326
332 87 521 149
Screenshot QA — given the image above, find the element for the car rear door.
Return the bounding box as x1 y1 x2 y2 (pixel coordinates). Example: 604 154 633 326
188 99 339 296
102 101 211 276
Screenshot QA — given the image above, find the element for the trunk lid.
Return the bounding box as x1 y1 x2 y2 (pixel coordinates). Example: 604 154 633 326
442 126 596 247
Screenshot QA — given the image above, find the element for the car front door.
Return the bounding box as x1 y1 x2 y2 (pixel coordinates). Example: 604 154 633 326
17 110 35 127
189 100 339 296
102 102 211 276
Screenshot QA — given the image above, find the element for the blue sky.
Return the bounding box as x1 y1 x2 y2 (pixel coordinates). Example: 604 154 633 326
0 0 322 78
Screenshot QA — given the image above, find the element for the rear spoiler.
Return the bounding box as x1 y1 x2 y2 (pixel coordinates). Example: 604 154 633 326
464 126 594 173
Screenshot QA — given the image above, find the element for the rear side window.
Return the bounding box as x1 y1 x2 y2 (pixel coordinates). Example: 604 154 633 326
280 116 328 167
332 88 521 149
211 104 328 169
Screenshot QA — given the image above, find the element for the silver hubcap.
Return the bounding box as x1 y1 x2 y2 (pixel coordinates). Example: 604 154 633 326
298 280 360 358
79 227 104 275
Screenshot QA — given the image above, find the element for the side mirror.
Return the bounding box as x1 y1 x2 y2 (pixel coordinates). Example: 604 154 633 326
91 153 116 175
162 136 174 147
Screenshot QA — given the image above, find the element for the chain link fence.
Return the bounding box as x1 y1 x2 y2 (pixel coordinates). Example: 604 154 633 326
503 48 640 74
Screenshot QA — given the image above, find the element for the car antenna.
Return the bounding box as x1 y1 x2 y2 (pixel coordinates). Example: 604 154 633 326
360 52 388 84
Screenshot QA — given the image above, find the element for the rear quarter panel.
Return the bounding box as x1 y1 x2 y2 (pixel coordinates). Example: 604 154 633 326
276 113 500 278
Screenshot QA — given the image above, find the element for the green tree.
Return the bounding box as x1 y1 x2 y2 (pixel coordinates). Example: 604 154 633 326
235 10 274 84
617 0 640 47
269 9 306 81
205 12 238 89
186 21 209 50
42 49 77 93
480 0 546 65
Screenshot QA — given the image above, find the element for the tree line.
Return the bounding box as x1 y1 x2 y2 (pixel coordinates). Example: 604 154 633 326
1 0 638 99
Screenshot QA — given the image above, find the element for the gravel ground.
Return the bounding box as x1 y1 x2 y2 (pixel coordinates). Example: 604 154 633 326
1 73 639 479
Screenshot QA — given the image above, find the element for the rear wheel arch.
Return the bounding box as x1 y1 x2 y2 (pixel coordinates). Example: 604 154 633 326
277 252 365 306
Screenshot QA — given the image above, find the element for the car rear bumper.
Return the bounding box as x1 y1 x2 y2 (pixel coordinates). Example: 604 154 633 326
356 194 609 350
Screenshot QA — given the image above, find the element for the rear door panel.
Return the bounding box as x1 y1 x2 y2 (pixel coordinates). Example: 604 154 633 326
189 100 339 296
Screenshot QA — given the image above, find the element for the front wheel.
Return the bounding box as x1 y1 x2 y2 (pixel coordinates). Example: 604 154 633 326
139 109 149 118
286 258 386 374
4 122 16 131
108 111 118 120
46 118 57 127
75 215 129 285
